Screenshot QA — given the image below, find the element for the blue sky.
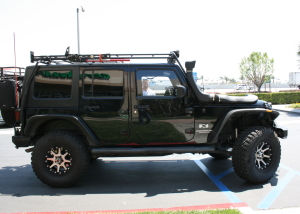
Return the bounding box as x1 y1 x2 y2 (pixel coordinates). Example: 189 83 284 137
1 0 299 82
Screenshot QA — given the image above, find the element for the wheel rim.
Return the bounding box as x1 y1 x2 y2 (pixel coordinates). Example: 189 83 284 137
45 147 72 174
255 141 272 170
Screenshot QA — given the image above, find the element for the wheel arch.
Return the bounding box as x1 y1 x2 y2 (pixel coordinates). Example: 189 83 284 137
207 109 280 144
24 115 99 147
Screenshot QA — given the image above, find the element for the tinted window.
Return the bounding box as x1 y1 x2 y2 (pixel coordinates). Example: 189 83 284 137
34 70 72 99
82 70 123 97
136 70 181 96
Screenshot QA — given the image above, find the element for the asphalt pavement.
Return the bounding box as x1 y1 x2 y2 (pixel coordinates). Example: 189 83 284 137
239 104 300 214
0 104 300 214
272 104 300 114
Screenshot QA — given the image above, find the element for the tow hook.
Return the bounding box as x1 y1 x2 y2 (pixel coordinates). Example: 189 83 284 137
25 147 34 153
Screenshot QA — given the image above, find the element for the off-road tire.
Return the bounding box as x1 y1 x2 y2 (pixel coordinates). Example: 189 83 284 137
31 131 90 188
1 109 15 127
208 153 231 159
232 126 281 184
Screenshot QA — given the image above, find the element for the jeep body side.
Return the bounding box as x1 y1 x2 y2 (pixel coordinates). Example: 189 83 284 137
11 50 287 187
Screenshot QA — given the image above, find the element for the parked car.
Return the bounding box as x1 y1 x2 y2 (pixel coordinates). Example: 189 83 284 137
234 84 254 91
10 47 287 187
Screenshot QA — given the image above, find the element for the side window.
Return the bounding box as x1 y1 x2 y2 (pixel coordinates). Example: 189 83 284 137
34 70 72 99
82 70 123 97
136 70 181 96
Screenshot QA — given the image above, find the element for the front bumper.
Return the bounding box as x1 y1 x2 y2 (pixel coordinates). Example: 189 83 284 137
275 126 288 139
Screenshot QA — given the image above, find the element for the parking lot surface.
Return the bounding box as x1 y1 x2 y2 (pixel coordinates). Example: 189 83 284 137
0 108 299 213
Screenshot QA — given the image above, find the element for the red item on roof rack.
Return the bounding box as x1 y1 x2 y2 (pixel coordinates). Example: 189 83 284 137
86 54 130 62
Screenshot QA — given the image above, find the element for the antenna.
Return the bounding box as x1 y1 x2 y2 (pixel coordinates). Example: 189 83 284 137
13 32 19 107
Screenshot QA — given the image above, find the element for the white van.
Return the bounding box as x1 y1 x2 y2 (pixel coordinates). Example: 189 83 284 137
234 84 254 91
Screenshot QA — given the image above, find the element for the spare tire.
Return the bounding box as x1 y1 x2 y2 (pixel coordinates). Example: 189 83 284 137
1 109 15 127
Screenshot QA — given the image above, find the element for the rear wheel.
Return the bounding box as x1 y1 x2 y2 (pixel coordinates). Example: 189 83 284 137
31 131 90 187
232 126 281 184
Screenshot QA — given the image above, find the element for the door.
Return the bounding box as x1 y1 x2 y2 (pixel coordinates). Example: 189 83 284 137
78 67 129 144
130 67 195 144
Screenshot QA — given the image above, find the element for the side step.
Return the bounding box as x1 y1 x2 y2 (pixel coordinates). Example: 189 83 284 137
91 145 216 156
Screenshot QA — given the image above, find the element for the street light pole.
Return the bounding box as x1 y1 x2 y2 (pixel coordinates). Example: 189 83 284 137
77 6 85 54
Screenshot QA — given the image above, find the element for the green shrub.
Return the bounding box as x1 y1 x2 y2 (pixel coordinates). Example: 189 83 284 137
228 92 300 104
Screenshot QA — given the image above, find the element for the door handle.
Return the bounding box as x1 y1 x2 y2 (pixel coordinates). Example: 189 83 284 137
134 105 149 109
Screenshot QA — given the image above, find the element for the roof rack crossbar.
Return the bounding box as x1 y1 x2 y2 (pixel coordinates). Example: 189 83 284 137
30 47 180 65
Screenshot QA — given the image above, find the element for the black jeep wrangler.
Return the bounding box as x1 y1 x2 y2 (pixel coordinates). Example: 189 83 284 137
12 48 287 187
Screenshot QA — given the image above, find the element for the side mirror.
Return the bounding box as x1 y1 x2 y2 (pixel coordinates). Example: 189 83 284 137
174 85 187 98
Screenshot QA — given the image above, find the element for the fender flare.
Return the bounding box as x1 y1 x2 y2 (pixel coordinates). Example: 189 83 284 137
24 114 99 146
207 109 279 144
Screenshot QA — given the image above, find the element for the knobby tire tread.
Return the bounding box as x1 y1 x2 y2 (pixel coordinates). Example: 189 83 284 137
31 131 90 188
232 126 281 184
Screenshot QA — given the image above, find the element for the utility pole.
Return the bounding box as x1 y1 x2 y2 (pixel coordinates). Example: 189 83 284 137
77 6 85 54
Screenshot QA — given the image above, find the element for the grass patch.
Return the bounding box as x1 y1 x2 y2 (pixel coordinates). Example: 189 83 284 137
68 210 242 214
287 103 300 108
69 209 242 214
125 210 242 214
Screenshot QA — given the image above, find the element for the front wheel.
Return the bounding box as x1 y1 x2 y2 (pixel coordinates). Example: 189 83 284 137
232 126 281 184
31 131 90 188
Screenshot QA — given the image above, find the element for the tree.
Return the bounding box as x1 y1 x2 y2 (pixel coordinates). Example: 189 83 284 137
219 76 230 84
229 78 236 84
239 52 274 92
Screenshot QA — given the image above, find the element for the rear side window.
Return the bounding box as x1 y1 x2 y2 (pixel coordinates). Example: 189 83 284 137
81 70 123 97
34 70 72 99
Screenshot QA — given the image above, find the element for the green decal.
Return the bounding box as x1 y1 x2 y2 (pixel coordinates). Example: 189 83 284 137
52 72 60 78
38 70 73 79
38 71 110 80
79 73 110 79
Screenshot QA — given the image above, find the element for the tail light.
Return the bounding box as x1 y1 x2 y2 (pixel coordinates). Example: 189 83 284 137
15 110 20 123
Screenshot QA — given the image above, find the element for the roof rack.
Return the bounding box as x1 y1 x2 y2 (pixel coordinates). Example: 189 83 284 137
0 67 25 77
30 47 181 65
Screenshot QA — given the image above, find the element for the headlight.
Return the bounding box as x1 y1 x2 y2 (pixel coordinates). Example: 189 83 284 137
264 102 272 110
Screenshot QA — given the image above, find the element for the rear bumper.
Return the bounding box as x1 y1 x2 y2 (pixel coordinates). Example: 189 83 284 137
12 136 31 148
